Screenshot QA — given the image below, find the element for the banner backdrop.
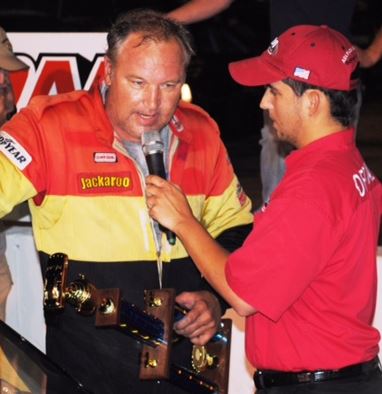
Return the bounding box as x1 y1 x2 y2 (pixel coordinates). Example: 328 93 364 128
9 33 106 110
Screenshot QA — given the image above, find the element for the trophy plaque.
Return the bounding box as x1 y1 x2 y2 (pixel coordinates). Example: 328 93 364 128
139 288 175 380
43 253 232 394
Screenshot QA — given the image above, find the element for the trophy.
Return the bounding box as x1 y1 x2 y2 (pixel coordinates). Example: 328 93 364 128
43 253 231 394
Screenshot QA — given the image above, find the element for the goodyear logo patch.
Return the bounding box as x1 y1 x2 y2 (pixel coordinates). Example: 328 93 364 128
78 172 132 193
0 131 32 170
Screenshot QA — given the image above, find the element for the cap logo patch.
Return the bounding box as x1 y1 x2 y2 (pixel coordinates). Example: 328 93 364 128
267 37 279 55
342 46 357 64
294 67 310 80
0 131 32 170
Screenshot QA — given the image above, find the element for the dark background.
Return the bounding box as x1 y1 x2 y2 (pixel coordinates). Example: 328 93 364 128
1 0 381 215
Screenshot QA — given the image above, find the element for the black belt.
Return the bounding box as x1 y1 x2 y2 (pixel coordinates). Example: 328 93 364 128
254 357 382 389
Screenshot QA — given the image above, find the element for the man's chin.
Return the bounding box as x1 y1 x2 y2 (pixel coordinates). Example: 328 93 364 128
274 130 284 141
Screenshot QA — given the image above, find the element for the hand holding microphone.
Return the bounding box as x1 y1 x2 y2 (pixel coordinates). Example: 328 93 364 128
142 131 176 245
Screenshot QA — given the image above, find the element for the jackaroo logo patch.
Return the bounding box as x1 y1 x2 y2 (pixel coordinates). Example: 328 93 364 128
0 131 32 170
78 172 132 193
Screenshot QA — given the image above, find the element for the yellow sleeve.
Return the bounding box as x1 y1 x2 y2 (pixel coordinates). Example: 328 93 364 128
0 154 37 218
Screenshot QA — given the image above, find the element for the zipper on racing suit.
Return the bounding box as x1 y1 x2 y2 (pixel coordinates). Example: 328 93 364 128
113 129 178 289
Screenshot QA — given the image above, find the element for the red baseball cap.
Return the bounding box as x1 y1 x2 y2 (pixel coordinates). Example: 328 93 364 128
229 25 359 91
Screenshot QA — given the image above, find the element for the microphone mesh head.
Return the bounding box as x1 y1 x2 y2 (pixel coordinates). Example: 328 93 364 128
141 131 163 156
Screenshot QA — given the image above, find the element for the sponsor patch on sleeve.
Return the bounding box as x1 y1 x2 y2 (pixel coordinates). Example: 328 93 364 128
0 131 32 170
236 182 248 206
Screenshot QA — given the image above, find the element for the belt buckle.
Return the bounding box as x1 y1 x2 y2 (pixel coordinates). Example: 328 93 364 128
296 372 312 383
254 371 266 389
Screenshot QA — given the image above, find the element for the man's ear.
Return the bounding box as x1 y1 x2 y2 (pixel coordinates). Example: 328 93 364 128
104 56 112 86
302 89 322 118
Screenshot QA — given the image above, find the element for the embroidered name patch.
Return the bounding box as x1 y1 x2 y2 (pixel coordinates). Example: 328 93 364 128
93 152 117 163
78 172 133 193
0 131 32 170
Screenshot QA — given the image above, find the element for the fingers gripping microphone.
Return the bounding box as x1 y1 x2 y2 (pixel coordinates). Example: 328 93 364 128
142 131 176 245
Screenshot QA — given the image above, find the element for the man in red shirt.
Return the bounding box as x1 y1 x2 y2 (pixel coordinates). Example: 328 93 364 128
146 25 382 393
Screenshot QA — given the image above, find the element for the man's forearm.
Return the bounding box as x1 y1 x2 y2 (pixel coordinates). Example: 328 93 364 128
167 0 234 24
175 216 255 316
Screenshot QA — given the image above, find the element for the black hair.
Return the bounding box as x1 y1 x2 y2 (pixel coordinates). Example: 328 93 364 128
106 9 194 67
283 78 359 127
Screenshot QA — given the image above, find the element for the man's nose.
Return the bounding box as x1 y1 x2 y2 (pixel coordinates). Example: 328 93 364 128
260 88 272 111
144 86 160 110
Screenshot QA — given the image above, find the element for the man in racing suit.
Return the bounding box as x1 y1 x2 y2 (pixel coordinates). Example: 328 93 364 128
0 9 253 394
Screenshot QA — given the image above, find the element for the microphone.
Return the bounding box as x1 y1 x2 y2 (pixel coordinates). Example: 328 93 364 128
142 131 176 245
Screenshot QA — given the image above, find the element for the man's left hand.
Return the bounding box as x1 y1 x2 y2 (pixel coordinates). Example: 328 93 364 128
174 290 221 346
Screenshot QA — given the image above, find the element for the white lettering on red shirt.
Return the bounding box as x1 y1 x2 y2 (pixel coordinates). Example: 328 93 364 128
353 164 375 197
